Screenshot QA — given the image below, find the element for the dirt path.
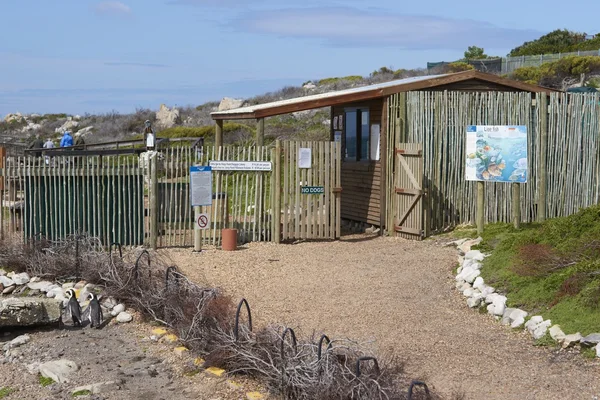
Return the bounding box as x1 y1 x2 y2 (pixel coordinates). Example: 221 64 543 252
166 234 600 400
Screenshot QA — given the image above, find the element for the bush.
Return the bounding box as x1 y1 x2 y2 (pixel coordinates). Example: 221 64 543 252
509 29 600 57
511 55 600 88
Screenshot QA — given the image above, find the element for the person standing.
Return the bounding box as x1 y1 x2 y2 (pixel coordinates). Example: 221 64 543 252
43 137 55 165
28 134 44 159
60 131 74 147
144 120 155 151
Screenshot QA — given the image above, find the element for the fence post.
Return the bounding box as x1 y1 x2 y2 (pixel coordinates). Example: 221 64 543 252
274 140 281 243
257 118 265 147
537 93 548 222
476 181 484 235
149 152 158 249
512 183 521 229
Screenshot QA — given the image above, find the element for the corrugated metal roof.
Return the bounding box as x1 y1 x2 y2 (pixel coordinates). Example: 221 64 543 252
211 74 446 116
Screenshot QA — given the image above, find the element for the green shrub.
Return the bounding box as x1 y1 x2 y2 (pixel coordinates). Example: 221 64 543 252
156 123 254 140
317 75 364 85
72 389 92 397
39 375 55 387
0 387 15 398
509 29 600 57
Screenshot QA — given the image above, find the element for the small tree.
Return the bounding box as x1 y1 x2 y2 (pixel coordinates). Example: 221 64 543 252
464 46 488 60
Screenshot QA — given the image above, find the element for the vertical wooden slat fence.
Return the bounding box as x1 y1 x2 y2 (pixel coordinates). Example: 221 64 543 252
388 91 600 234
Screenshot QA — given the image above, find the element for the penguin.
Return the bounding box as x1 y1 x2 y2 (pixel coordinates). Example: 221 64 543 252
65 288 82 327
85 293 103 328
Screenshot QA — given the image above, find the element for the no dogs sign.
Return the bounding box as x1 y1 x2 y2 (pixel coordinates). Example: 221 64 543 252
195 213 210 230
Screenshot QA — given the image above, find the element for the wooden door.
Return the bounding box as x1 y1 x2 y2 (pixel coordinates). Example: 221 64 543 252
393 143 424 239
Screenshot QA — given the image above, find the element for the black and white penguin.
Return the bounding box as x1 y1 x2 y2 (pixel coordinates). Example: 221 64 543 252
65 288 82 327
86 293 103 328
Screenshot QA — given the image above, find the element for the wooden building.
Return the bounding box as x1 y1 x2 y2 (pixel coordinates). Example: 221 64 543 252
211 70 555 234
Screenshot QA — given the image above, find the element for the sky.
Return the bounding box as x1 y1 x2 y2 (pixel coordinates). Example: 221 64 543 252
1 0 599 116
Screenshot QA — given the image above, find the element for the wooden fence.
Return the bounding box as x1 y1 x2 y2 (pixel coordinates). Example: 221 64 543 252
388 91 600 233
1 155 144 245
279 141 341 240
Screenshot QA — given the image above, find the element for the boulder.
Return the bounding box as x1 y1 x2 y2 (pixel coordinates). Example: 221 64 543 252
596 343 600 358
561 333 582 348
0 275 15 287
156 104 180 128
12 272 30 285
27 281 53 292
472 277 485 290
549 325 566 341
467 297 482 308
72 380 122 395
525 317 552 339
3 334 31 351
525 316 544 331
580 333 600 347
39 359 79 384
463 268 480 283
0 268 6 276
55 119 79 134
464 250 485 261
217 97 244 112
463 288 474 297
76 126 94 136
4 113 25 123
111 304 125 316
302 82 316 89
2 285 16 295
501 308 516 325
511 316 526 328
116 312 132 323
0 297 62 328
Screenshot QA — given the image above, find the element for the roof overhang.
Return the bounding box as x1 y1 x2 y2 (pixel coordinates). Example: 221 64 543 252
211 70 558 121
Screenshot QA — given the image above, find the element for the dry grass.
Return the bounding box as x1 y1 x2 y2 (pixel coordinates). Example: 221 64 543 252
0 236 433 400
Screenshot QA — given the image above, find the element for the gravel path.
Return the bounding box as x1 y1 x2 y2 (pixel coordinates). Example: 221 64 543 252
166 234 600 400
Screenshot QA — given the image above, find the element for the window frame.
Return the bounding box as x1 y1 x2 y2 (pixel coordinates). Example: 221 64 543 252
343 106 372 162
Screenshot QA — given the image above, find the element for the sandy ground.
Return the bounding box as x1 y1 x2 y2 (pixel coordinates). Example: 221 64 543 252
0 317 265 400
164 234 600 400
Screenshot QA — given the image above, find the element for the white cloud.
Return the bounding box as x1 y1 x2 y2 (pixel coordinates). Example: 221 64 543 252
94 1 132 17
234 8 542 50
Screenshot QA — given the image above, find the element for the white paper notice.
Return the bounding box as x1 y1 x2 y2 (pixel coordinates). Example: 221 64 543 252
370 124 380 161
298 148 312 169
190 166 213 206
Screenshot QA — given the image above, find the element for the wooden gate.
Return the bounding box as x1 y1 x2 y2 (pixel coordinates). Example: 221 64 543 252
393 143 424 239
277 140 341 241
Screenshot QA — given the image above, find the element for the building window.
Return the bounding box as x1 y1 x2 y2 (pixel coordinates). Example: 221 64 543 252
344 108 370 161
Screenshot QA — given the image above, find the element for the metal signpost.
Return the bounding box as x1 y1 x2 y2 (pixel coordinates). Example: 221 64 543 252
190 166 213 252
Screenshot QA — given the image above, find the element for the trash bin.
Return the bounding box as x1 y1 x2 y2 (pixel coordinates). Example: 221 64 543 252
222 228 237 251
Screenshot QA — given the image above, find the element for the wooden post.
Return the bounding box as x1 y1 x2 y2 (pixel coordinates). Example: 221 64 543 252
256 118 265 147
537 93 548 222
193 206 202 251
512 183 521 229
476 181 484 235
149 152 158 250
379 97 388 234
215 119 223 151
274 140 282 243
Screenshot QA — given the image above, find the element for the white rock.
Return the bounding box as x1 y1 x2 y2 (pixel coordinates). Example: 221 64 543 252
6 272 14 278
72 380 121 395
43 284 60 294
511 317 526 328
561 333 582 348
0 276 15 287
458 282 471 293
217 97 244 112
485 293 500 304
27 281 53 292
77 126 94 136
46 287 63 298
456 266 463 274
486 303 496 315
116 312 133 323
30 277 40 283
73 115 81 121
463 288 474 297
3 334 30 351
2 285 16 295
0 269 6 276
54 120 79 134
596 343 600 358
39 359 79 384
12 272 30 285
467 297 482 308
156 104 181 128
525 316 544 332
464 250 485 261
464 269 480 284
508 308 528 322
470 262 483 271
302 82 316 89
62 282 75 289
462 259 474 269
532 321 551 340
111 304 125 316
549 325 566 341
102 297 117 310
501 307 516 325
480 285 496 297
472 277 485 290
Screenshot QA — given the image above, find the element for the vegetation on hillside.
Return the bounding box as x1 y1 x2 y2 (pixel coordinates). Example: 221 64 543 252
472 204 600 335
509 29 600 57
511 55 600 89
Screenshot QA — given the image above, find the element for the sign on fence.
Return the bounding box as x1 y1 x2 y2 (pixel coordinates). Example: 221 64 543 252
209 161 272 171
190 166 213 206
298 148 312 168
300 186 325 194
465 125 528 183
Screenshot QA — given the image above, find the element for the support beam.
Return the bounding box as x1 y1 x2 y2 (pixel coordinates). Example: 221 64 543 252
512 183 521 229
256 118 265 146
215 119 223 151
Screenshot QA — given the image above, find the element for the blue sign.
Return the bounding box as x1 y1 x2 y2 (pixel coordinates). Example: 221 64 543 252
190 166 213 206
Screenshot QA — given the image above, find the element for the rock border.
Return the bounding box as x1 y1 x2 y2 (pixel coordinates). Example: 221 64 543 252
449 237 600 358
